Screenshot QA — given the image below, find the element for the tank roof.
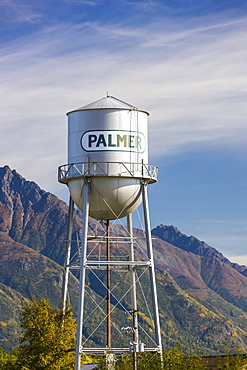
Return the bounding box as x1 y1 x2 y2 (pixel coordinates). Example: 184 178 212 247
66 95 149 115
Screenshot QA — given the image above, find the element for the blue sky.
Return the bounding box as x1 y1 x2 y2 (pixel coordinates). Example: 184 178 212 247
1 0 247 264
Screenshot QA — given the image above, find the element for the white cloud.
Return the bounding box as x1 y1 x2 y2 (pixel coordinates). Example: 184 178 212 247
0 13 247 197
0 0 42 23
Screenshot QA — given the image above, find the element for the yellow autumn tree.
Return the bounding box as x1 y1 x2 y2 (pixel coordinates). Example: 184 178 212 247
15 297 76 370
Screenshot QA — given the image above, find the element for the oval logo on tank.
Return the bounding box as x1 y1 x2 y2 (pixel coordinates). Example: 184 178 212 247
81 130 146 153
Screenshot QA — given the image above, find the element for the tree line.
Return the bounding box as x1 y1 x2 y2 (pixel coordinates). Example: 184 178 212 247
0 297 247 369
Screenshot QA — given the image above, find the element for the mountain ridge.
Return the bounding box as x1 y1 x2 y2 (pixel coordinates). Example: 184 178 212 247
152 224 247 276
152 225 247 311
1 165 247 354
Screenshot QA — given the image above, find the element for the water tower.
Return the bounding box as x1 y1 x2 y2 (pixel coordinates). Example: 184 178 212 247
58 95 162 370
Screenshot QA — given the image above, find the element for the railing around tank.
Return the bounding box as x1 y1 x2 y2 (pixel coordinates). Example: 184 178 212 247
58 162 158 184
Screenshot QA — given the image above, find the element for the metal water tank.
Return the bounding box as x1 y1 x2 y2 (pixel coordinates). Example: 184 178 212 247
58 95 157 220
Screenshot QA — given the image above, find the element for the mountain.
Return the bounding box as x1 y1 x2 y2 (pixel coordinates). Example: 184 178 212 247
152 225 247 311
1 165 247 354
0 165 100 264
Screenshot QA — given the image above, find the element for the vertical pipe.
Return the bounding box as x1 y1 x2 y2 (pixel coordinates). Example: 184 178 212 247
127 214 138 370
106 220 111 348
141 182 163 357
75 180 90 370
62 196 74 314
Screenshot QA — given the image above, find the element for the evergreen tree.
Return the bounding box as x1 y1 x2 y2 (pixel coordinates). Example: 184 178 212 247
15 297 76 370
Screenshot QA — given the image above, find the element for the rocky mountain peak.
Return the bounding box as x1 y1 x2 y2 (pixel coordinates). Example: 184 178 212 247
151 224 247 278
0 166 69 259
0 165 53 206
152 224 228 261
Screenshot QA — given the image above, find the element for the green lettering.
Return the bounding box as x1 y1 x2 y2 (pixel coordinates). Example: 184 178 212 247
108 134 116 147
117 134 127 147
135 136 142 149
88 135 97 147
96 134 107 147
129 135 135 148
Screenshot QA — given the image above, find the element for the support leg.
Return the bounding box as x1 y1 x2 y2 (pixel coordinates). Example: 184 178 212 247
75 180 90 370
106 220 111 348
127 213 138 370
62 196 74 314
141 182 163 360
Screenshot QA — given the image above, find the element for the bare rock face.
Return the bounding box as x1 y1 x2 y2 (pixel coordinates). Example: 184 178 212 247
152 224 226 259
0 166 51 234
0 166 74 263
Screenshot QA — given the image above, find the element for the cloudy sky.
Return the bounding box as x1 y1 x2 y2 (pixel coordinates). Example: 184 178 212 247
1 0 247 264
